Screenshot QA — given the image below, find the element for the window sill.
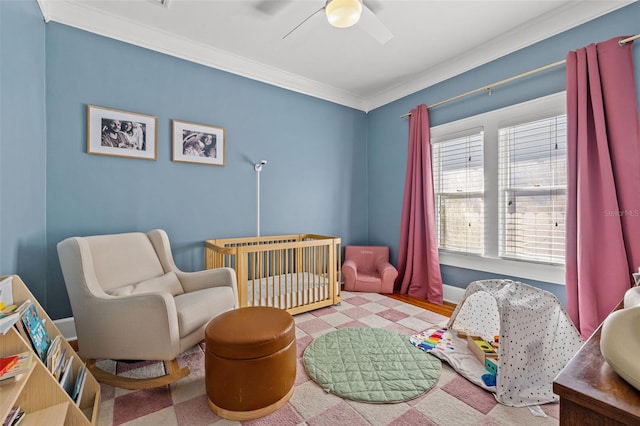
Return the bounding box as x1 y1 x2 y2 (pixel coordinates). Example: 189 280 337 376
439 251 565 285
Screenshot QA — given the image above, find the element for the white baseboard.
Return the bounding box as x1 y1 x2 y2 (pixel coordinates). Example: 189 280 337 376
53 317 77 341
443 284 466 305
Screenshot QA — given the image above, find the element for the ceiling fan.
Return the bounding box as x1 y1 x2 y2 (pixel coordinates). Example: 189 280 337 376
280 0 393 44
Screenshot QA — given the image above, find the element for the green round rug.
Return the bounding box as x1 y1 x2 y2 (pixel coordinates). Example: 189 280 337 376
302 327 441 403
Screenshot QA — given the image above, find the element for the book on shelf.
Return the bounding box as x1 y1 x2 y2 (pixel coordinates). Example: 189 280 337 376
52 347 68 381
2 406 20 426
0 351 32 383
46 335 62 374
72 362 87 405
0 300 30 336
0 313 20 335
0 276 13 311
6 410 24 426
59 354 75 396
19 301 51 362
0 355 19 376
0 304 18 319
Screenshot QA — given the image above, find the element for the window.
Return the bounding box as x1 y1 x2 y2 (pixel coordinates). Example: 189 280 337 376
499 116 566 264
432 128 484 254
430 93 566 284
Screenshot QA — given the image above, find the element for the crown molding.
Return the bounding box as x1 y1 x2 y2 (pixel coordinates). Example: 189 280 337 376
36 0 50 23
362 0 635 111
40 1 368 111
39 1 634 113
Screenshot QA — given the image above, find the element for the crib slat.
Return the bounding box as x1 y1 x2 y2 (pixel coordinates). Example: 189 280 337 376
205 235 341 314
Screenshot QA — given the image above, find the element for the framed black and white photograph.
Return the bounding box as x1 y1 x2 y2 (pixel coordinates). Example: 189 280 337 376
87 105 157 160
172 120 225 166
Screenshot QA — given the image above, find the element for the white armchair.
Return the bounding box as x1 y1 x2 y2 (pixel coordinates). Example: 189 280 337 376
57 229 238 389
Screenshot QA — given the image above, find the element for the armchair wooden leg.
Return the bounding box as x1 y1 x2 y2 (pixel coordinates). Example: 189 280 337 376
87 359 190 390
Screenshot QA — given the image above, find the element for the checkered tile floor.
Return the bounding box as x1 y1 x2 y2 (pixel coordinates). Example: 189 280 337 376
96 291 560 425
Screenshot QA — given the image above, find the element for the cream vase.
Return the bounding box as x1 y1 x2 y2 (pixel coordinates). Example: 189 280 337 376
600 286 640 392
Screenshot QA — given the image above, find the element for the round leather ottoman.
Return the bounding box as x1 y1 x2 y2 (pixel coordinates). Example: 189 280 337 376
205 306 296 421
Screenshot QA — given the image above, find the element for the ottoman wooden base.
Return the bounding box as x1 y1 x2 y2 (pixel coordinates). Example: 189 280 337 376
205 306 296 421
207 386 294 421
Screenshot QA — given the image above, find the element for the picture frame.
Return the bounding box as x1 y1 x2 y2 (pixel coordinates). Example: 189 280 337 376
87 105 157 160
172 120 225 166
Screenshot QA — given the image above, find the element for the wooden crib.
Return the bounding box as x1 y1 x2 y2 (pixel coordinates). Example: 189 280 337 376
205 234 342 315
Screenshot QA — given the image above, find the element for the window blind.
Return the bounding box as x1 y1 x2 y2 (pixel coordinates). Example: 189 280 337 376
498 115 566 264
432 128 484 254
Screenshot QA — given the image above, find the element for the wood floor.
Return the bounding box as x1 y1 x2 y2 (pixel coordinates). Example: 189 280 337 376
386 292 456 317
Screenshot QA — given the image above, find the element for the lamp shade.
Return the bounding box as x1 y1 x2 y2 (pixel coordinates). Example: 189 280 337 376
325 0 362 28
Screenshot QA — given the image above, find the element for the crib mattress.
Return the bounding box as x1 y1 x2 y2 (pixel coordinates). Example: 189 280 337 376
246 272 331 308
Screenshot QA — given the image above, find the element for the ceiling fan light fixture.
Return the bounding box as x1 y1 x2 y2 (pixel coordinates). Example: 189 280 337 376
325 0 362 29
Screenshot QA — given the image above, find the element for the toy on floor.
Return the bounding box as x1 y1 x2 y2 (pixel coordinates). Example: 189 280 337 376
485 357 498 375
480 348 498 386
482 372 497 387
410 328 455 352
455 328 471 338
467 335 498 365
490 335 499 350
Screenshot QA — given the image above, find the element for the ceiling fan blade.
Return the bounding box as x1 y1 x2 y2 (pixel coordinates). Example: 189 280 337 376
282 5 325 40
362 0 382 14
359 3 393 44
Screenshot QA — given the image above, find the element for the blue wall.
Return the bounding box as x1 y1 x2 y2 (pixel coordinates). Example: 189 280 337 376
0 0 48 303
1 3 368 318
42 24 368 318
367 2 640 304
1 0 638 317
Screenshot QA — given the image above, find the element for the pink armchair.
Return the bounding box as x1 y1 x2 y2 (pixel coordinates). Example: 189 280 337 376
342 246 398 294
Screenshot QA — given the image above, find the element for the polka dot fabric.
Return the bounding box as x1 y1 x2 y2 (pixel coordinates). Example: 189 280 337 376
446 279 584 407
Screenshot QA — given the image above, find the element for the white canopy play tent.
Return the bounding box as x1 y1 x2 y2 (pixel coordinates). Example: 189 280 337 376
442 279 584 407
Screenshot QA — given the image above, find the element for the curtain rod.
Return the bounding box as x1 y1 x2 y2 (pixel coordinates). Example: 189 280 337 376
400 33 640 118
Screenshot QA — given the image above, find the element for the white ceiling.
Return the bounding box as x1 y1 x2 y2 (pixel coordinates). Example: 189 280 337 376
37 0 634 112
